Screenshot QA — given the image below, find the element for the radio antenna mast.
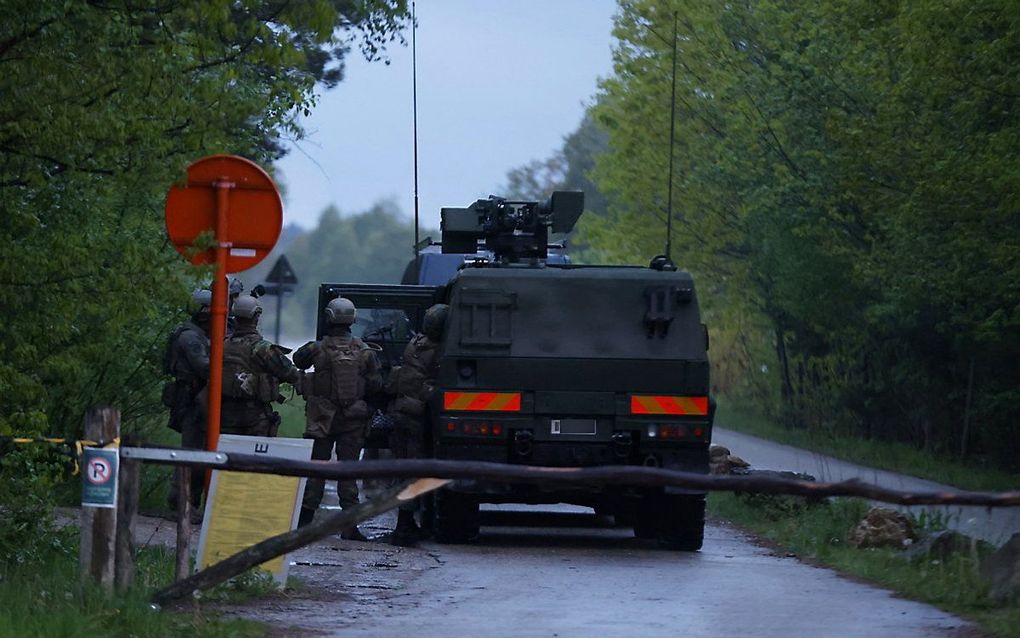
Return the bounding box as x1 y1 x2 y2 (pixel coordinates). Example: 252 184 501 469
664 10 677 263
412 1 421 271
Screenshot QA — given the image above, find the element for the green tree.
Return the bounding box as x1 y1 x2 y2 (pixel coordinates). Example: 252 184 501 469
0 1 409 441
589 0 1020 465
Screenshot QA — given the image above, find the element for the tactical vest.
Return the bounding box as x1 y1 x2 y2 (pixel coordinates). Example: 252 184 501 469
164 322 204 382
311 335 367 405
222 333 278 402
394 334 438 398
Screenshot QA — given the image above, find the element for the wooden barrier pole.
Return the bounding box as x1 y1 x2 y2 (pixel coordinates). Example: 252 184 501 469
79 407 119 590
120 449 1020 508
115 450 140 592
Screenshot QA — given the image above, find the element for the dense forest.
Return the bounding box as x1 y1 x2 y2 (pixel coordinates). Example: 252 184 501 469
571 0 1018 466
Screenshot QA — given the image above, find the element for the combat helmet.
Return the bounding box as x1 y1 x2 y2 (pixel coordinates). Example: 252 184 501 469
422 304 449 340
232 295 262 321
190 289 212 315
324 297 357 325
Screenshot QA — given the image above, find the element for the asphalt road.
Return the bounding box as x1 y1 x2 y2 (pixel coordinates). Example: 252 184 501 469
713 427 1020 546
213 508 974 638
201 427 1018 636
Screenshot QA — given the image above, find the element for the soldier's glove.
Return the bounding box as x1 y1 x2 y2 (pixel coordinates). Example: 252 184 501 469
237 372 256 397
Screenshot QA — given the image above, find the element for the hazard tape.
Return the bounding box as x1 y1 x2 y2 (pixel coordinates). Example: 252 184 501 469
1 436 120 476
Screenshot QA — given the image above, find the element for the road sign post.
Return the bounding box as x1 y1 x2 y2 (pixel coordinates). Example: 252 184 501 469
165 155 282 453
263 254 299 345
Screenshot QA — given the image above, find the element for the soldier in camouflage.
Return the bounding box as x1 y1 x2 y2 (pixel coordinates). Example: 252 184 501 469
294 297 383 539
164 289 212 513
386 303 448 546
220 295 300 437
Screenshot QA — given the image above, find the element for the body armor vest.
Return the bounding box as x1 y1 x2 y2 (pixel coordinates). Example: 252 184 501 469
311 335 366 405
222 333 278 402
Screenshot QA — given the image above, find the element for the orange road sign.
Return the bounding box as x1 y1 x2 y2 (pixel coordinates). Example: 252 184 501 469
164 154 282 273
164 155 284 460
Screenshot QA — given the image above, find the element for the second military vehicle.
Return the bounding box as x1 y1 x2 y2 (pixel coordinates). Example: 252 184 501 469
317 191 714 550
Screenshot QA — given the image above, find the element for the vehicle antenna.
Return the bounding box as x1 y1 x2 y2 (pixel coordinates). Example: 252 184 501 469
412 1 421 272
664 10 678 263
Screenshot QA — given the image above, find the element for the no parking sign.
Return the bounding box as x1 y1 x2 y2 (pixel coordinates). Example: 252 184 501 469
81 447 119 509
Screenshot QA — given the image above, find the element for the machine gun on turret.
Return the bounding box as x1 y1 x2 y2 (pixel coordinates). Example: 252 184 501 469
440 191 584 263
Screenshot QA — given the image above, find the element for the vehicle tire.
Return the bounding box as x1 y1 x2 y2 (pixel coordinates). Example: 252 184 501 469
632 514 657 540
433 489 479 544
654 495 705 551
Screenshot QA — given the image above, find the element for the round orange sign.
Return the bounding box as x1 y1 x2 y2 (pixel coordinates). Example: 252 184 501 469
164 155 283 273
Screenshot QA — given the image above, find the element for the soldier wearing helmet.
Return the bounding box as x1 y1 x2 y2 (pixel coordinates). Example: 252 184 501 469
163 289 212 515
294 296 383 538
385 303 449 546
226 277 244 336
220 295 300 437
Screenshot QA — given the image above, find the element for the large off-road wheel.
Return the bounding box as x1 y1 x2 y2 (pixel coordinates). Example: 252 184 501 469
432 489 480 544
653 495 705 551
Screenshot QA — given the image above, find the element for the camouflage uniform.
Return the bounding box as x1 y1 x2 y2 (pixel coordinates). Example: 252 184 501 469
387 333 440 463
386 304 447 546
220 322 299 437
164 316 209 510
294 325 383 529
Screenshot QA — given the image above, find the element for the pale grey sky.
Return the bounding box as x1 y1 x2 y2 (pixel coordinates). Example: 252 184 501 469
274 0 617 231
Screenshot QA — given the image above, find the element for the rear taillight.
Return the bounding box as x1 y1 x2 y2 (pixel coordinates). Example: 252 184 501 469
647 423 708 441
446 420 505 437
630 395 709 416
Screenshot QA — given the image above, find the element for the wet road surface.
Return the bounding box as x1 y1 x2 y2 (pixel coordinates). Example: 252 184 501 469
218 506 974 638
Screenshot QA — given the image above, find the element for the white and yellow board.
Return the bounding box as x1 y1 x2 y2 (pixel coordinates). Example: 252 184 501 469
195 435 313 585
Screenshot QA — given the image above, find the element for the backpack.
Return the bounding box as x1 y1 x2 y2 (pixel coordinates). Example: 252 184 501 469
318 336 365 405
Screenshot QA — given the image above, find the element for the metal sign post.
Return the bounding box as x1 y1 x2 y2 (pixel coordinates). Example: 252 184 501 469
164 155 283 453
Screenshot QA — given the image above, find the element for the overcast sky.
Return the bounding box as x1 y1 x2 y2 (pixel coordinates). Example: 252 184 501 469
274 0 618 232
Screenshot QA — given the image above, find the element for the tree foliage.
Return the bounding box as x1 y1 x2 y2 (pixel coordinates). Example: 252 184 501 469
589 0 1020 465
0 1 409 438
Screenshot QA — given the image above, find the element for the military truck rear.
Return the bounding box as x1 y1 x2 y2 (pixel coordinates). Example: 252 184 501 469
319 191 714 550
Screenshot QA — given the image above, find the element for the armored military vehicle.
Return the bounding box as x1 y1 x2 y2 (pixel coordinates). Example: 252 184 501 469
316 191 714 550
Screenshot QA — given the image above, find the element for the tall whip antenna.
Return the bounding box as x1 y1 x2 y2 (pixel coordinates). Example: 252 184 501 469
664 10 678 262
412 1 421 269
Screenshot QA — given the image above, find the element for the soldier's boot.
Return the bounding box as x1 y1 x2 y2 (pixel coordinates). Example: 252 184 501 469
340 525 368 542
389 510 420 547
298 507 316 528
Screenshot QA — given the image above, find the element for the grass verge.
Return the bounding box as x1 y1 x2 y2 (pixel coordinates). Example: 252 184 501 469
715 401 1019 492
0 530 265 638
708 492 1019 637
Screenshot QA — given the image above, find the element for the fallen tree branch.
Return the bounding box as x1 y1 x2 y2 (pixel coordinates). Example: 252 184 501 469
151 478 449 605
126 447 1020 508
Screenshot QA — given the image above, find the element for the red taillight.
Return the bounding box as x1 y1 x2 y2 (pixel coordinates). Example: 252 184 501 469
444 391 522 412
458 421 505 437
656 424 690 439
631 395 709 416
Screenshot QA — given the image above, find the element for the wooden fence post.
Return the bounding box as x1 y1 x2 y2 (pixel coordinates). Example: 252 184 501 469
175 466 193 582
115 438 140 592
79 406 119 590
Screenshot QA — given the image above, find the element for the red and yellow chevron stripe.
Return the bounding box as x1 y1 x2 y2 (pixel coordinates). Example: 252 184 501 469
443 391 522 412
630 395 709 416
